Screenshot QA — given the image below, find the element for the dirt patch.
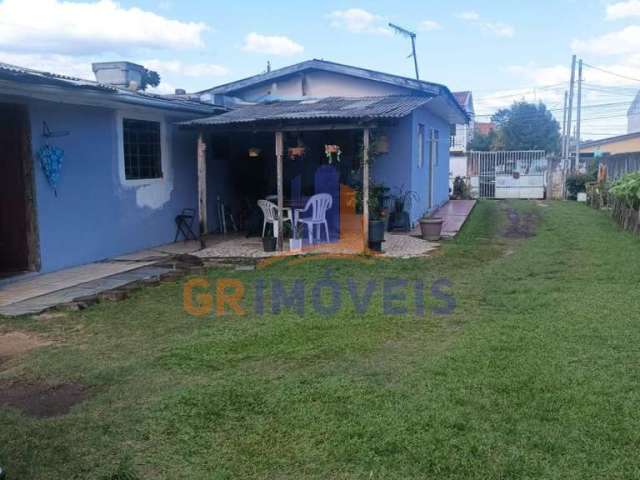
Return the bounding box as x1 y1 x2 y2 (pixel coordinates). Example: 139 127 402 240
0 331 52 361
0 381 88 417
502 208 540 239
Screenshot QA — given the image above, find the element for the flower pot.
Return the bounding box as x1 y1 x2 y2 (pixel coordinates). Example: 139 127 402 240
262 237 277 252
368 220 385 242
288 147 305 158
419 217 443 241
289 238 302 252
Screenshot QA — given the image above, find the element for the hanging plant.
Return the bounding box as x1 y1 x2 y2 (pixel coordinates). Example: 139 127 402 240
324 144 342 164
248 147 261 158
288 146 305 159
38 144 64 196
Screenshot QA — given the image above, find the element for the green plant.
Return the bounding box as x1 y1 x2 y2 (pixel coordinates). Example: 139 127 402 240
452 176 469 199
566 173 592 200
354 182 390 220
609 172 640 210
392 186 419 213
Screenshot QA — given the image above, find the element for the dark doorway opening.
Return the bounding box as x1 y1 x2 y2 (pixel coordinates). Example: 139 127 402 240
0 103 38 277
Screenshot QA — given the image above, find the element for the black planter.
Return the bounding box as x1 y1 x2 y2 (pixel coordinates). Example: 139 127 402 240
262 237 277 252
389 211 410 232
368 220 385 251
368 220 385 242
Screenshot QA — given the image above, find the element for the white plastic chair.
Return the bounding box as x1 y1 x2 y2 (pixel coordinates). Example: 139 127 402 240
258 199 291 238
294 193 333 244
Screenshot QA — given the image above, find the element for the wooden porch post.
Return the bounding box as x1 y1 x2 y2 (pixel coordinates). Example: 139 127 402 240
197 131 207 249
362 128 370 253
275 131 284 251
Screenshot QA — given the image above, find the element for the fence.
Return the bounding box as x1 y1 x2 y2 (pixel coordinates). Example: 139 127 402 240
467 150 548 199
600 153 640 181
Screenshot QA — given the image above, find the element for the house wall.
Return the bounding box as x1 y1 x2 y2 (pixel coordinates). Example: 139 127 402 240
2 94 199 273
233 70 413 101
580 136 640 155
409 106 451 222
372 106 451 225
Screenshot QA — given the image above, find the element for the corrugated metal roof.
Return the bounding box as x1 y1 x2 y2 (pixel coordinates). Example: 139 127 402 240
198 59 468 122
0 62 225 114
181 96 433 128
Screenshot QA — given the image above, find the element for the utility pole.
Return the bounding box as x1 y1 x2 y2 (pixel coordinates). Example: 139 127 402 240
561 90 568 157
575 59 583 172
565 55 577 170
388 23 419 80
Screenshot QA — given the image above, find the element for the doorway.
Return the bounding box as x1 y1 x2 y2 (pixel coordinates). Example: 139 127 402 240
0 103 37 276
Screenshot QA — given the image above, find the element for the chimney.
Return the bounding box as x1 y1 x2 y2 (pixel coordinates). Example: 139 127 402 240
92 61 146 90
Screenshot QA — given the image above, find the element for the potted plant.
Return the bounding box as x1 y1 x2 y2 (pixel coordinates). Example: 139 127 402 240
287 222 303 251
419 214 443 241
354 182 390 251
389 186 419 232
262 224 277 252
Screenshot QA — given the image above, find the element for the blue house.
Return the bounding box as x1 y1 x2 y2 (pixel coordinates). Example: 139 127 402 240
0 61 225 276
0 58 466 278
188 59 468 242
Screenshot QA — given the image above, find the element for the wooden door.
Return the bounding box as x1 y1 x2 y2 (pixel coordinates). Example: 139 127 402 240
0 104 30 273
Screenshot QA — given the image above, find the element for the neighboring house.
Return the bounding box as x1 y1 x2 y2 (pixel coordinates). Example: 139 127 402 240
580 131 640 157
0 61 225 276
629 90 640 134
450 91 475 154
475 121 496 136
448 91 475 189
194 59 467 227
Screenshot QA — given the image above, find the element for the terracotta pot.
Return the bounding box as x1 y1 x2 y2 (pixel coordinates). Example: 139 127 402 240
419 217 443 241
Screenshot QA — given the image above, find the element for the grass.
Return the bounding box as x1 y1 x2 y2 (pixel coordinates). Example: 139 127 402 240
2 200 640 479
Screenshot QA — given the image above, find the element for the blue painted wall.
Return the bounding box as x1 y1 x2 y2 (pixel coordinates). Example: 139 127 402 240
9 95 200 273
372 106 451 226
409 106 451 222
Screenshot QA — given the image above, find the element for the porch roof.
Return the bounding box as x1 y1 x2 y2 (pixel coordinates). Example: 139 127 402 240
179 95 433 130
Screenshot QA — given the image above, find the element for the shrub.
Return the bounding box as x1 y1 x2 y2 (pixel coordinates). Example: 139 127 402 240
566 174 591 200
609 172 640 210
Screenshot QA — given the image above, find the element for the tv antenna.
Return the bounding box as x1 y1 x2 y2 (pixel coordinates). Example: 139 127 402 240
388 22 419 80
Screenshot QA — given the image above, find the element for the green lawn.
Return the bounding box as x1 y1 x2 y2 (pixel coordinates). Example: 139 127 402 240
2 200 640 479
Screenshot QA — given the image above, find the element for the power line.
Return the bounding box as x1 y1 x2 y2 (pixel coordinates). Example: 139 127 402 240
583 62 640 84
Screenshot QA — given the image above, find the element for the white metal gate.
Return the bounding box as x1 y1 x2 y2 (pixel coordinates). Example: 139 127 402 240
468 151 547 199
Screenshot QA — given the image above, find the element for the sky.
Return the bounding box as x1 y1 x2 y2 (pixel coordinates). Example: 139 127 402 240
1 0 640 138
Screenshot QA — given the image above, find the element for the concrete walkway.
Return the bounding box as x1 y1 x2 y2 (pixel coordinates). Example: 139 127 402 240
0 240 204 317
431 200 476 238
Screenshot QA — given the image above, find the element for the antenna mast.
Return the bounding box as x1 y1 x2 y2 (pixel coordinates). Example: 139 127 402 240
388 22 419 80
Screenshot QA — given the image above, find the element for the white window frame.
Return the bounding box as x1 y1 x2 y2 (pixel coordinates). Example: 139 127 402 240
430 128 440 167
116 110 170 187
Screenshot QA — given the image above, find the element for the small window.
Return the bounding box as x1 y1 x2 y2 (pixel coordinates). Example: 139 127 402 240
418 123 425 168
430 129 440 166
123 118 163 180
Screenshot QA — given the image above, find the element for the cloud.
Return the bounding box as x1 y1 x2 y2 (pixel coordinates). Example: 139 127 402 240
572 25 640 56
606 0 640 19
457 11 480 21
241 32 304 56
419 20 442 31
142 59 228 77
328 8 391 35
456 10 514 38
0 0 208 55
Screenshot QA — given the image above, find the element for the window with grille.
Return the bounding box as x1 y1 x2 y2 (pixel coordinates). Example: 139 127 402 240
123 118 163 180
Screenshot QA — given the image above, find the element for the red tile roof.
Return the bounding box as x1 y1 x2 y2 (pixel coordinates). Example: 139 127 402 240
476 122 496 135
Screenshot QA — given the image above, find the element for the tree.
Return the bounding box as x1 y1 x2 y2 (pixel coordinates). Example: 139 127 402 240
140 69 161 91
491 101 561 153
467 129 497 151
